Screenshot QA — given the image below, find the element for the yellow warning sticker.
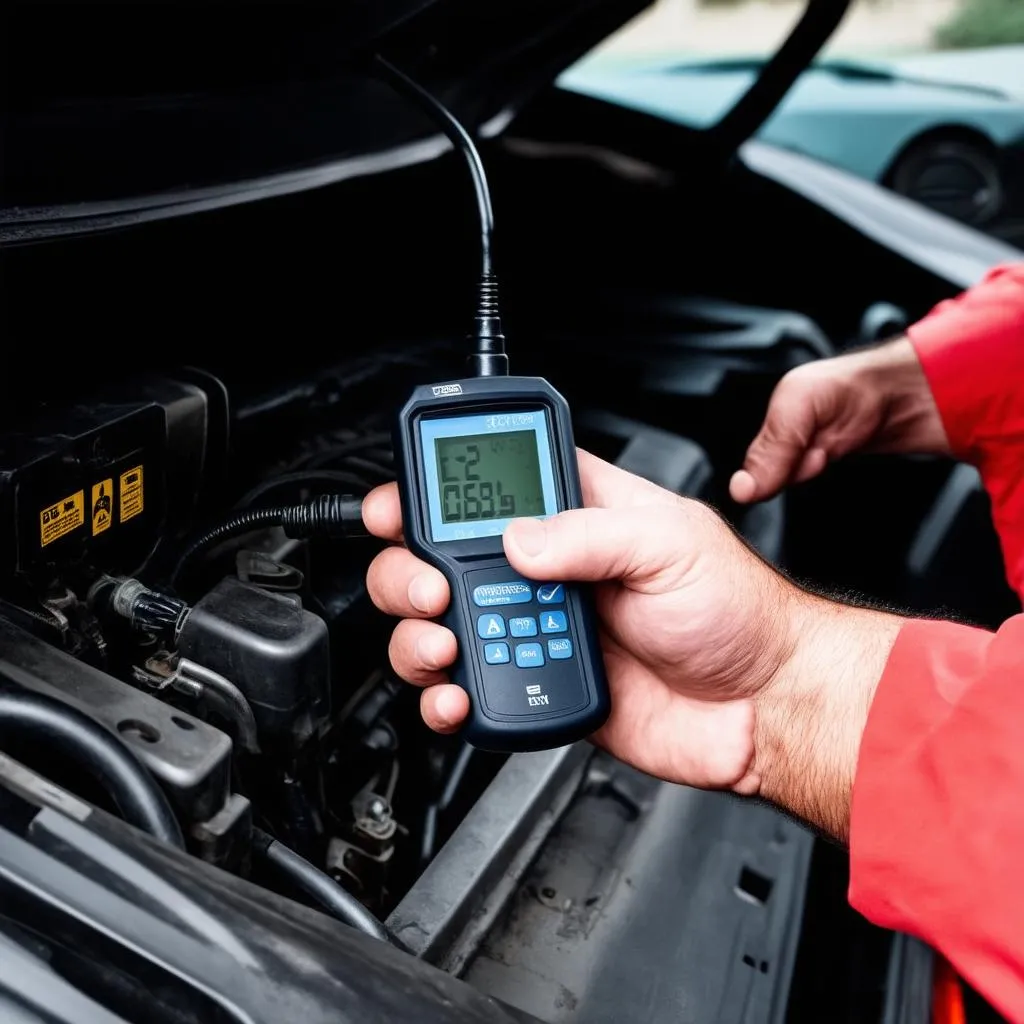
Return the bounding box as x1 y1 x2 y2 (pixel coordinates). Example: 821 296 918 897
91 479 113 536
119 466 144 524
39 490 85 547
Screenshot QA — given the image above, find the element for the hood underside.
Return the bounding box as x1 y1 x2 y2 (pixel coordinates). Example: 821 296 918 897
3 0 648 242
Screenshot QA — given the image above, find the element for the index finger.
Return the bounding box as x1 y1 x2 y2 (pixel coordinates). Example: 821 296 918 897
362 482 403 541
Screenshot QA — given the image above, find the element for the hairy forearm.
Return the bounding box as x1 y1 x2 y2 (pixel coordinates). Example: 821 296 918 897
753 596 904 842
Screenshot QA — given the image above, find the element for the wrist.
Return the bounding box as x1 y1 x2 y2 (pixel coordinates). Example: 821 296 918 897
752 591 904 841
854 338 949 455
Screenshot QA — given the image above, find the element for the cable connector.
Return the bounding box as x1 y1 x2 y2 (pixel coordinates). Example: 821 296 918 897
89 576 190 638
280 494 367 541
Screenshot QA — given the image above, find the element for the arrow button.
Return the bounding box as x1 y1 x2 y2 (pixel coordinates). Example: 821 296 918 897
477 614 507 639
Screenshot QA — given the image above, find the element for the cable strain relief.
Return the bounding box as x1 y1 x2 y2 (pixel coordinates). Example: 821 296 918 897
477 272 500 316
281 495 367 540
469 273 508 377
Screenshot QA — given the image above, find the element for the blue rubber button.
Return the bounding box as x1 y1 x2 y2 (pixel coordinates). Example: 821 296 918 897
547 638 573 660
484 642 511 665
515 643 545 668
539 610 568 634
472 582 533 607
509 616 538 638
477 614 506 640
536 583 565 605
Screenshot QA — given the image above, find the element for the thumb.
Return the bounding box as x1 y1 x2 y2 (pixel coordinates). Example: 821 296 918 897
730 377 821 503
504 507 679 585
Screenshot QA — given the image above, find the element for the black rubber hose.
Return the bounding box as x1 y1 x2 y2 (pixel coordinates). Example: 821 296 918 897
252 827 392 945
0 689 184 849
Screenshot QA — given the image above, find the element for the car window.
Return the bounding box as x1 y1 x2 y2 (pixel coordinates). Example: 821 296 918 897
560 0 1024 244
560 1 805 130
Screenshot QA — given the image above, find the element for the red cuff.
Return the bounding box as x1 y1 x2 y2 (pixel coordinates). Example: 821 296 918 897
909 264 1024 461
850 616 1024 1022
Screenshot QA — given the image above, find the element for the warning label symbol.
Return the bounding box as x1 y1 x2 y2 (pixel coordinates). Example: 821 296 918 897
91 479 113 536
39 489 85 547
119 466 144 524
487 619 502 635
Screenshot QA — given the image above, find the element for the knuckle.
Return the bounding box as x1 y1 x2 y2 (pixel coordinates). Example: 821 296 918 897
388 624 420 680
548 508 586 555
387 618 410 652
758 413 796 448
365 556 388 602
386 631 406 676
368 548 403 593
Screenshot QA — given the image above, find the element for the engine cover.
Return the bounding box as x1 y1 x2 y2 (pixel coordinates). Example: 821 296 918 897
178 576 331 749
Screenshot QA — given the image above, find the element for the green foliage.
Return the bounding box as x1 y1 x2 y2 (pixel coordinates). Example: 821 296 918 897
935 0 1024 49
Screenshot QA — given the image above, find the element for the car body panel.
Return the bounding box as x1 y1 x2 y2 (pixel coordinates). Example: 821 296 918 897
559 54 1024 181
890 46 1024 101
0 757 543 1024
739 139 1022 287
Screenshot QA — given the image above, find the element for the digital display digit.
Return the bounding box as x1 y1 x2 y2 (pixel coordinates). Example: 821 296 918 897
434 430 545 523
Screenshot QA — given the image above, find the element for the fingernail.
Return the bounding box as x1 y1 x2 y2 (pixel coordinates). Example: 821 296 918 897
729 470 754 503
509 518 547 557
408 574 434 613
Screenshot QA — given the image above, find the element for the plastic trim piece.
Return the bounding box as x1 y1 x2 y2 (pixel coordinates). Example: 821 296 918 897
387 743 591 969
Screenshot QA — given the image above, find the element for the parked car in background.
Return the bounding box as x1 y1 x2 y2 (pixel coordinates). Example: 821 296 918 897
560 48 1024 234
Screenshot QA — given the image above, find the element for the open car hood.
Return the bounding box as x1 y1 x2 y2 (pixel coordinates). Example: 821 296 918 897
3 0 853 244
3 0 647 242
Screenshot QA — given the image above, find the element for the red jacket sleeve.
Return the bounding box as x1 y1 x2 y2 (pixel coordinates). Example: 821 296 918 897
850 617 1024 1023
908 263 1024 594
849 264 1024 1021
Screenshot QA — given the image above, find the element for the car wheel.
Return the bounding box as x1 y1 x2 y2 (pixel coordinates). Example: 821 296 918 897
887 136 1004 226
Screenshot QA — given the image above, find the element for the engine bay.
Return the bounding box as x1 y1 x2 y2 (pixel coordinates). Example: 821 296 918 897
0 307 798 917
2 64 1020 1021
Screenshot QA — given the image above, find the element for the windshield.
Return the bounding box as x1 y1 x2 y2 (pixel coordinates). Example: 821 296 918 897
561 0 1024 243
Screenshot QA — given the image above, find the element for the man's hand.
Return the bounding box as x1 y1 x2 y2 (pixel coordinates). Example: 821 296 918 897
730 338 949 504
363 452 903 840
